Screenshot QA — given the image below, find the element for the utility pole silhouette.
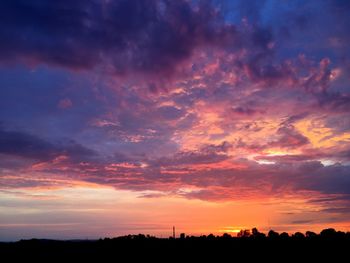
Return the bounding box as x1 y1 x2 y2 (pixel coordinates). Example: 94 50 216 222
173 226 175 239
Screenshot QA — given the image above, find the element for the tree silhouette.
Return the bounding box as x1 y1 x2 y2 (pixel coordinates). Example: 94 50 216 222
268 230 279 239
251 228 266 239
237 229 251 238
222 233 232 239
293 232 305 239
320 228 337 239
279 232 289 239
252 227 259 236
306 231 317 238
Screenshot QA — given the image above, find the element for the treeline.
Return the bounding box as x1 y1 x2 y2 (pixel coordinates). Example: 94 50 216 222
104 227 349 240
0 228 349 261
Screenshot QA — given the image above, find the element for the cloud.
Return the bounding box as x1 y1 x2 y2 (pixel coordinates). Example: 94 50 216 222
291 219 314 225
271 125 310 148
0 0 350 215
321 207 350 214
0 127 96 164
156 106 185 120
0 0 239 77
0 129 57 161
150 147 229 167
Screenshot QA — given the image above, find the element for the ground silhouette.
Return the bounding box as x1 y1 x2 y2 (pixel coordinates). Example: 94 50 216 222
0 228 349 261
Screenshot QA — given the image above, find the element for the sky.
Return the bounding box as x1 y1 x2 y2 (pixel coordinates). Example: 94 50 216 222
1 0 350 241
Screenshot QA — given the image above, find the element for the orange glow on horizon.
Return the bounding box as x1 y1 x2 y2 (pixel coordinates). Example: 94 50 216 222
2 182 349 240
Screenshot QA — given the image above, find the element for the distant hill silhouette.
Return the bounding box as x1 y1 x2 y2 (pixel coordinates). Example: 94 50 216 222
1 228 349 261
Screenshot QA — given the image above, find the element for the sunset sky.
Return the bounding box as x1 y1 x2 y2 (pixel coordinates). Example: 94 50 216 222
1 0 350 241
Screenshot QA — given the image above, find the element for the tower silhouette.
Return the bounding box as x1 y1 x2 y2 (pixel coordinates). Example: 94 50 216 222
173 226 175 239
